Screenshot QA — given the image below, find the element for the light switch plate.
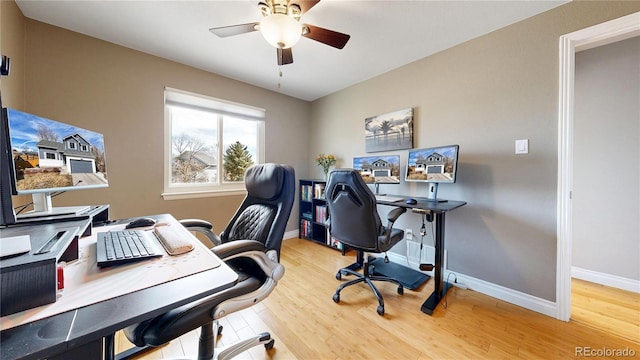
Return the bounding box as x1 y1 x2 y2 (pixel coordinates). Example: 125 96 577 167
515 139 529 154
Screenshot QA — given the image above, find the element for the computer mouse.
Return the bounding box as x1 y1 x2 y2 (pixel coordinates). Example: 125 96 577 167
125 217 157 229
406 198 417 205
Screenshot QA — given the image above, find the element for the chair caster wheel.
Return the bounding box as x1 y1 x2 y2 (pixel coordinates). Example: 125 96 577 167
398 286 404 295
336 272 342 280
377 306 384 316
265 339 275 350
333 293 340 303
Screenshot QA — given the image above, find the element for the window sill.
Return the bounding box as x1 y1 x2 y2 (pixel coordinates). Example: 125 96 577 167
162 189 246 201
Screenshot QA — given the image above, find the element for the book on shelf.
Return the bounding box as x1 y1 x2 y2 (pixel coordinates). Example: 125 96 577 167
314 183 326 199
300 219 312 238
301 185 313 202
315 205 327 224
329 234 343 250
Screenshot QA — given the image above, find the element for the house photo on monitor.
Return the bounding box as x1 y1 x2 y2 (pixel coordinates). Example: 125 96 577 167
352 155 401 184
405 145 459 183
7 109 108 193
364 107 413 153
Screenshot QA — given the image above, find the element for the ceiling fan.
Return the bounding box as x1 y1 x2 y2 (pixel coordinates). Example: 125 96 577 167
209 0 350 66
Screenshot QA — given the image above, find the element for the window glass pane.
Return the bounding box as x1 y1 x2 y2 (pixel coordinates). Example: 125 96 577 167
222 116 258 183
170 106 217 185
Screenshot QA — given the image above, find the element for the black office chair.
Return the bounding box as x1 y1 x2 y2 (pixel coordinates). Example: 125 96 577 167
119 163 295 360
325 169 407 316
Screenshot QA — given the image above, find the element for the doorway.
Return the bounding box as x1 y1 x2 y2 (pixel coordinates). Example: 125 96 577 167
557 12 640 321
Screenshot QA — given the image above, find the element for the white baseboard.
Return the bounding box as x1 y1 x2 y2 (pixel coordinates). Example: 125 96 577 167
442 270 558 318
386 252 558 318
284 229 299 241
572 266 640 293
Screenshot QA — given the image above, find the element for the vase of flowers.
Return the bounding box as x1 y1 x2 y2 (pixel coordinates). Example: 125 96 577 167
316 153 336 181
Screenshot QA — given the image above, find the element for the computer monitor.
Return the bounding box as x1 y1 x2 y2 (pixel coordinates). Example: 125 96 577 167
0 105 17 226
353 155 400 195
405 144 459 202
5 108 109 218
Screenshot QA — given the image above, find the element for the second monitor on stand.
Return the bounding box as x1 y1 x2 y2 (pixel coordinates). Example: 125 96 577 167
405 144 459 202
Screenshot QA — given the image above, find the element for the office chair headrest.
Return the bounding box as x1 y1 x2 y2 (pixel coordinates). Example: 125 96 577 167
245 163 284 200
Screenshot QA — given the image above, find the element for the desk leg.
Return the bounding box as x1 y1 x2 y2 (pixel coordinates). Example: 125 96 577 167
420 212 451 315
104 333 115 360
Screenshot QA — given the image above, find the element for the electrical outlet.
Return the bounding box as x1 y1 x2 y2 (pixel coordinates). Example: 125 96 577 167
405 229 413 240
453 280 468 290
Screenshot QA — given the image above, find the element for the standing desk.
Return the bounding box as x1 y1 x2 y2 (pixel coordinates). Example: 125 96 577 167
376 196 466 315
0 214 238 360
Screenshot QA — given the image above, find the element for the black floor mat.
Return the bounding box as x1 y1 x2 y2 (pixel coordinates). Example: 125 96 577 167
370 258 430 290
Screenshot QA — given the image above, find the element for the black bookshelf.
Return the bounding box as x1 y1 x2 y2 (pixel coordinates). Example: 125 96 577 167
298 179 343 251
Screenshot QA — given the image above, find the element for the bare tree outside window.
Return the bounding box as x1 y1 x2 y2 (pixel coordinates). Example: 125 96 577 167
172 133 213 183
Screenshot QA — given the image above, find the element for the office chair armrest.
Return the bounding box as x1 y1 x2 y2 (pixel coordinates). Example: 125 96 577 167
179 219 221 246
386 207 407 224
212 239 267 260
212 239 284 282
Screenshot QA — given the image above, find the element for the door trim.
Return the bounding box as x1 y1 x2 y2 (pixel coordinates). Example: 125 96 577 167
556 11 640 321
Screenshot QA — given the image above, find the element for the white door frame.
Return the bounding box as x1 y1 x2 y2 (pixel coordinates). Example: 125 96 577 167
556 11 640 321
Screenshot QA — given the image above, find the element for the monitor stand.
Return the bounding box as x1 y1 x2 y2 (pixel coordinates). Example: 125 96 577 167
374 183 385 196
425 183 448 203
17 193 90 219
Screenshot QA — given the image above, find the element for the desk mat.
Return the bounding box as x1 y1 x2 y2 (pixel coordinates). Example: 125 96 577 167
0 222 220 331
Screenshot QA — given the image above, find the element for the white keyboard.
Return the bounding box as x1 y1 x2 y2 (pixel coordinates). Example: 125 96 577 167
375 195 404 203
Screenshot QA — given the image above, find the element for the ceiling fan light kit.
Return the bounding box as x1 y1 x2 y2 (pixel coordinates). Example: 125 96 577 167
260 13 302 49
209 0 350 66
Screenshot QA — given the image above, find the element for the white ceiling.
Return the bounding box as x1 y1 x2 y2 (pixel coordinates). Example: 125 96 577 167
15 0 567 101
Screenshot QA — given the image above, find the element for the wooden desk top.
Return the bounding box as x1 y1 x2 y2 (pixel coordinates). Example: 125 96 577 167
0 214 238 360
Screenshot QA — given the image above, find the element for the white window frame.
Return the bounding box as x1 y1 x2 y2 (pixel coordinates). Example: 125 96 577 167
162 87 265 200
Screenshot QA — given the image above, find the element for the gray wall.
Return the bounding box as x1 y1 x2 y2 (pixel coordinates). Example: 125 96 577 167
573 36 640 280
3 0 640 302
1 1 311 234
309 1 640 301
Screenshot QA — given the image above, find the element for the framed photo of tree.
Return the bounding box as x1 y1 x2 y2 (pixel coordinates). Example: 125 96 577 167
365 108 413 153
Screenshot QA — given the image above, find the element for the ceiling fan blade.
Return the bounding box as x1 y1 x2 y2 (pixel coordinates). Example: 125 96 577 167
303 24 350 49
296 0 320 15
209 22 259 38
277 48 294 66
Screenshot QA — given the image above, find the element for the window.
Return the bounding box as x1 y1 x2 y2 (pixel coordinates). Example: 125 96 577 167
162 88 265 200
45 153 56 160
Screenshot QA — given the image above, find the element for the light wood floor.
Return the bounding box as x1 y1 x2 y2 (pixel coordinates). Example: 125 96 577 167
117 238 640 359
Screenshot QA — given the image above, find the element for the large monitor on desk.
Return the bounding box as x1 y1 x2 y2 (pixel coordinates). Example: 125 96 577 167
353 154 400 195
405 144 459 202
0 103 17 226
0 108 109 222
